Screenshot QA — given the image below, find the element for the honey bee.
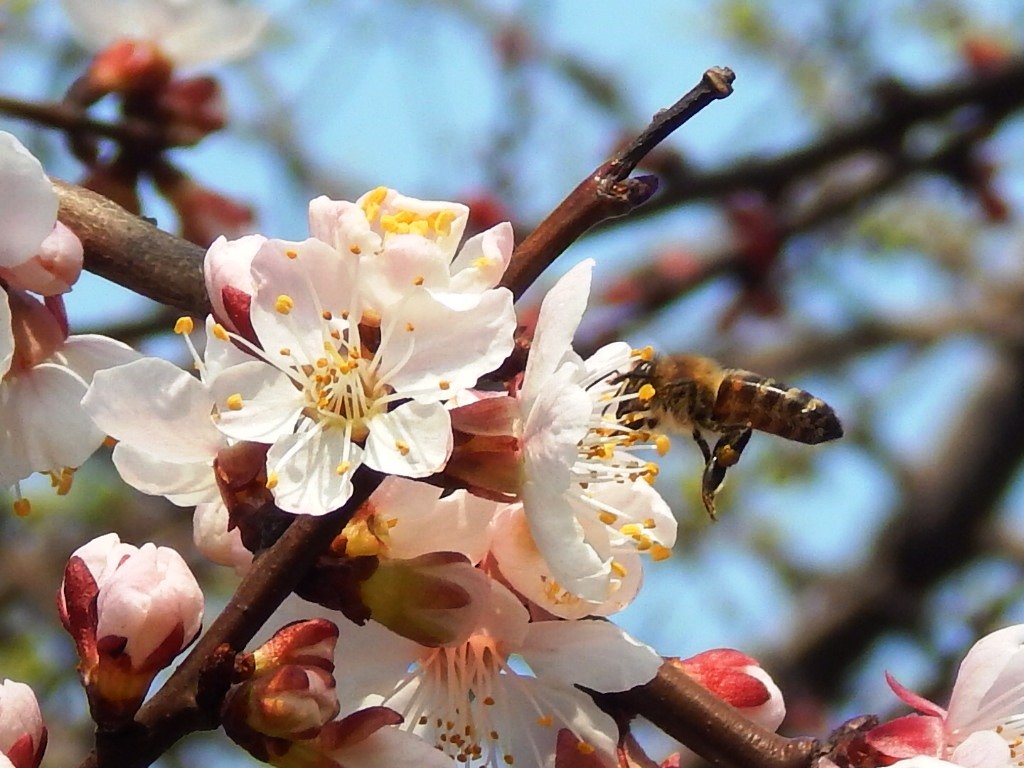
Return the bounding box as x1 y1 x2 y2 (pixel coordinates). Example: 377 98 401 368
616 353 843 518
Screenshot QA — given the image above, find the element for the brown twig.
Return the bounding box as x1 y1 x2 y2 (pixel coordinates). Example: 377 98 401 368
0 94 202 149
605 661 817 768
78 470 385 768
54 180 211 314
499 67 735 300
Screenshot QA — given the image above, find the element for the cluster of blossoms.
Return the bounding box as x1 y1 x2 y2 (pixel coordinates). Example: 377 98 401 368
76 185 696 765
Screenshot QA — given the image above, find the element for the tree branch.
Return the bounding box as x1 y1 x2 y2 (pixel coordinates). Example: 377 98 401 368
79 470 385 768
499 67 735 300
54 180 210 314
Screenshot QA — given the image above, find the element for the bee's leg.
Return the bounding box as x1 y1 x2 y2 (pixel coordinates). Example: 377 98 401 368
700 428 753 519
692 428 712 463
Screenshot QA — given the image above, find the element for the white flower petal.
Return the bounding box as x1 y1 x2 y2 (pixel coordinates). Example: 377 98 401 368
0 363 102 481
111 443 218 505
52 333 139 380
84 357 224 462
377 288 515 397
0 132 56 268
449 221 514 292
249 238 357 364
211 360 303 442
947 624 1024 736
363 401 452 477
521 620 661 693
359 235 453 310
521 260 593 408
0 291 12 378
267 428 361 515
950 730 1013 768
193 501 251 572
335 725 456 768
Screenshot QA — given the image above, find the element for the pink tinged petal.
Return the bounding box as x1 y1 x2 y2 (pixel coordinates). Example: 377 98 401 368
68 533 137 586
0 222 83 295
865 715 947 759
947 624 1024 734
84 358 223 462
203 234 265 334
522 479 611 605
111 444 218 505
193 502 252 572
0 680 44 758
0 363 103 476
521 259 594 408
360 235 452 309
449 221 514 292
377 287 516 397
0 292 13 378
734 665 786 732
888 760 964 768
389 488 498 563
210 361 303 442
950 730 1013 768
490 506 639 620
521 621 661 693
331 723 456 768
307 197 381 257
267 428 362 515
363 401 452 477
50 334 139 380
249 238 357 364
449 393 521 436
96 544 203 667
0 133 56 268
886 672 947 718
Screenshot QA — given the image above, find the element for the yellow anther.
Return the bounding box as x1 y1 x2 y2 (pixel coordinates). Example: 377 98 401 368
576 742 596 756
56 467 74 496
395 440 410 456
212 323 230 341
650 543 672 561
645 461 660 478
611 560 628 578
103 436 118 448
431 209 456 235
439 379 450 390
597 442 614 459
336 461 352 475
598 511 618 525
12 498 31 517
343 521 382 557
655 434 671 456
405 322 415 332
636 536 653 551
279 347 291 356
226 393 244 410
472 256 492 269
361 186 388 222
643 517 656 529
408 219 429 236
349 244 362 255
316 357 329 368
321 310 333 320
536 715 553 727
285 249 298 259
173 316 194 335
274 294 295 314
503 756 514 765
638 383 657 402
620 523 642 536
633 345 655 361
266 473 279 490
482 696 495 706
386 517 399 528
413 275 425 286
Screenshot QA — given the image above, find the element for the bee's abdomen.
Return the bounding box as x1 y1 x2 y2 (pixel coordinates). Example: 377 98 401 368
713 371 843 444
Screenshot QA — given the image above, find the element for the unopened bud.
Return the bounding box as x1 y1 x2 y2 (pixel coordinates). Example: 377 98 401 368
0 680 46 768
360 552 490 647
58 534 204 725
0 223 84 296
203 234 265 340
674 649 786 731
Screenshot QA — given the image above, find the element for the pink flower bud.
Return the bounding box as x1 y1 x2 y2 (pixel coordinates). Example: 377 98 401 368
86 40 173 95
0 681 46 768
157 76 227 135
203 234 265 340
58 534 204 725
223 620 340 753
675 649 786 731
0 223 84 296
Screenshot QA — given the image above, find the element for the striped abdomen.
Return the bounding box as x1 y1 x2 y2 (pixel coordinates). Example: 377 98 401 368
713 371 843 444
